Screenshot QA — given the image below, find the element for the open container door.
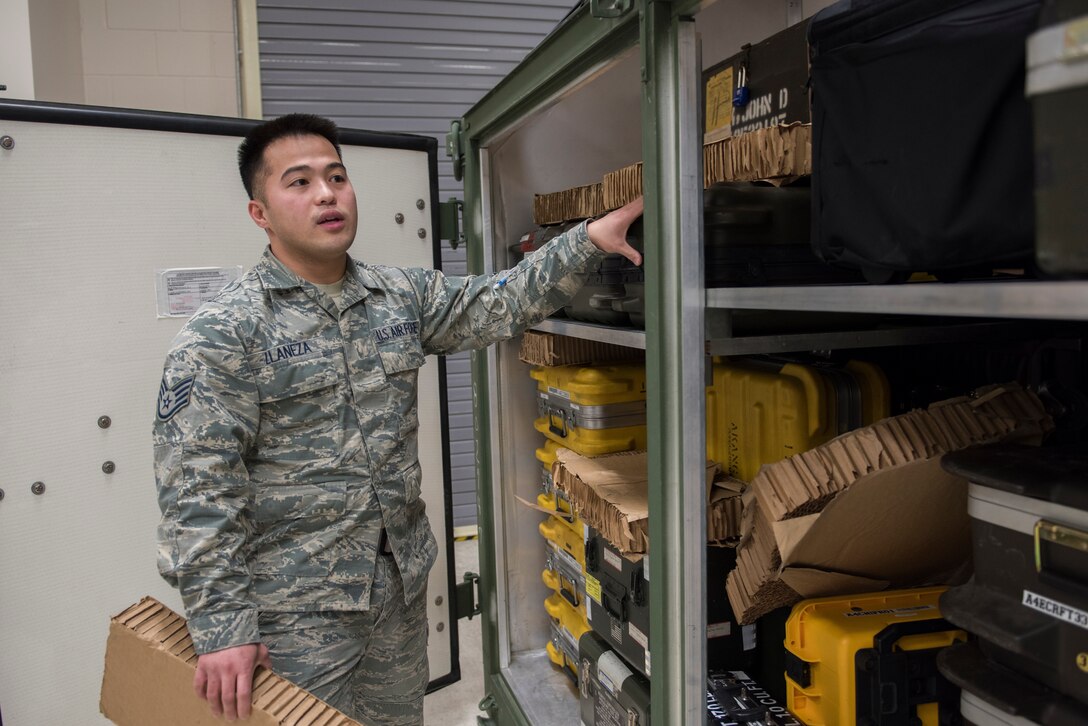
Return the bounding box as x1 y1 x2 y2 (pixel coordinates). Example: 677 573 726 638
451 0 828 723
0 101 461 724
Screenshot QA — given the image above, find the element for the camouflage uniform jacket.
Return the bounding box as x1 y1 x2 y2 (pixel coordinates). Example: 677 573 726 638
155 222 604 654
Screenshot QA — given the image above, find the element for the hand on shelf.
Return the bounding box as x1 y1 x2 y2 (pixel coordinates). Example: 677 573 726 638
588 197 643 266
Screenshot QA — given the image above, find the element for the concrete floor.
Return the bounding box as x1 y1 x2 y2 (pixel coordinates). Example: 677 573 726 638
423 538 486 726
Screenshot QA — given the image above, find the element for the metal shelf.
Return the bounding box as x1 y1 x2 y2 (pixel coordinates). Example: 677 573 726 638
531 317 647 349
706 280 1088 321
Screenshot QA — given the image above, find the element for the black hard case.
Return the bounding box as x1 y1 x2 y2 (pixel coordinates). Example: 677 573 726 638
706 670 803 726
584 529 751 678
939 444 1088 709
578 630 651 726
939 640 1087 726
702 183 862 288
808 0 1042 282
702 21 811 137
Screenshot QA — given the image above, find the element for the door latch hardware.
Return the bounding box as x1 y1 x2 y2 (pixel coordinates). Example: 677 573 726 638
456 571 481 620
439 198 465 250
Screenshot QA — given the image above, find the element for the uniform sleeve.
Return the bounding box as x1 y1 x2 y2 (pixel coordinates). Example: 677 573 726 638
410 220 607 356
154 309 261 655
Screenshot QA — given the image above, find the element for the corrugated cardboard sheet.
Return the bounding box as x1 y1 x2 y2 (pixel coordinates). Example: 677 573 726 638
553 449 720 555
602 162 644 210
725 384 1053 625
532 182 605 225
518 330 643 368
704 123 812 187
708 475 746 542
534 123 810 223
100 597 361 726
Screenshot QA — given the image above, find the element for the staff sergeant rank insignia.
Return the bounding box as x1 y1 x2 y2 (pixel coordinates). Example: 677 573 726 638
157 375 195 421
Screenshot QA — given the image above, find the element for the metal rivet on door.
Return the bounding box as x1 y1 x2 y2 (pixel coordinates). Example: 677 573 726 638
416 199 425 210
0 489 5 501
395 213 405 224
31 482 45 495
417 229 427 239
102 461 116 474
436 622 445 633
98 415 112 429
0 135 14 151
434 596 443 606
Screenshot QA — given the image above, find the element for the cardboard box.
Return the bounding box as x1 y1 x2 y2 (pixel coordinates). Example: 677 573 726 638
532 182 605 225
725 384 1053 624
100 597 361 726
552 449 719 555
518 330 643 368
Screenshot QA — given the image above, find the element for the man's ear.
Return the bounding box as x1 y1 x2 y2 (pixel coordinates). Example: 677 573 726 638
248 199 270 229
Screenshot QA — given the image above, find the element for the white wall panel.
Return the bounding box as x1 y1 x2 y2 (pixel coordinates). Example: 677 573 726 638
0 114 447 724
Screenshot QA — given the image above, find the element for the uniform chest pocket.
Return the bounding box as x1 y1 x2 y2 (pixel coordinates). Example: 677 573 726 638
250 351 344 457
251 481 347 577
252 350 340 402
377 337 425 376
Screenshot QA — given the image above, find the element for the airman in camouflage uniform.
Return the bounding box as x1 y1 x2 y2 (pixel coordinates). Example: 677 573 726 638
154 113 643 724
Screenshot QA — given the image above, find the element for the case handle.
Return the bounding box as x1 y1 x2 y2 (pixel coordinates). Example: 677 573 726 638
871 617 956 655
1035 519 1088 598
547 406 569 439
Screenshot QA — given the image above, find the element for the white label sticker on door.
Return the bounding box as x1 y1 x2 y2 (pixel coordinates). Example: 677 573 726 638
1022 590 1088 630
156 267 242 317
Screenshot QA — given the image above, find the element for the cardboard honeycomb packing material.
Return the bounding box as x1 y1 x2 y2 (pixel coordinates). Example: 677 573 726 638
707 475 746 543
552 449 719 556
602 162 644 210
725 383 1053 625
100 597 362 726
518 330 643 368
726 491 801 624
532 182 605 225
704 122 812 186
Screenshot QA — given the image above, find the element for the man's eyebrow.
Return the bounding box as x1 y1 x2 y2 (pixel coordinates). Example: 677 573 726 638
280 161 347 181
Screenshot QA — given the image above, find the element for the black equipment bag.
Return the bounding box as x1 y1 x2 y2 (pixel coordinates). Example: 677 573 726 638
808 0 1042 282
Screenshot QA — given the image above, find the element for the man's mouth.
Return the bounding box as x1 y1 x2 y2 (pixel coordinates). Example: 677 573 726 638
317 211 345 227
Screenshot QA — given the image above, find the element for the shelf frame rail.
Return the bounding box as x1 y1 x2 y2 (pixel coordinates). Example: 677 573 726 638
643 6 707 725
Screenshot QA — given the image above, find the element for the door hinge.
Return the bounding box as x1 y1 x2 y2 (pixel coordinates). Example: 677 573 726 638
439 198 465 250
476 693 498 724
591 0 633 19
446 119 465 182
456 571 481 620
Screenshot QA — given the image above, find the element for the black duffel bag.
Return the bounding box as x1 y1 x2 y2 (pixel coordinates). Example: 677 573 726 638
808 0 1042 283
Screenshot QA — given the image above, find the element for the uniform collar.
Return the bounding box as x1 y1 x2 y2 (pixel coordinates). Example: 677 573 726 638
255 247 370 304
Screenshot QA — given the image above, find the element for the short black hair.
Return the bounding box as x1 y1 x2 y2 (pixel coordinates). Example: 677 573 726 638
237 113 343 200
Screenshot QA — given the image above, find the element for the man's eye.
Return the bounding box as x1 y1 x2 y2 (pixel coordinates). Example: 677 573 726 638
330 174 346 183
289 178 308 187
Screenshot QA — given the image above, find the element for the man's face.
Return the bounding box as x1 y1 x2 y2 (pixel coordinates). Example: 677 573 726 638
247 134 359 279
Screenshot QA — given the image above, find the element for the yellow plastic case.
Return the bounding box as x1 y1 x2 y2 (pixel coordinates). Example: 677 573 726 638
785 587 966 726
542 542 586 610
706 358 889 481
536 438 575 513
538 509 585 564
531 364 648 455
545 591 591 678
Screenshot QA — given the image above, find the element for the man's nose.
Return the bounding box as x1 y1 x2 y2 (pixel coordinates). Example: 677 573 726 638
314 179 336 204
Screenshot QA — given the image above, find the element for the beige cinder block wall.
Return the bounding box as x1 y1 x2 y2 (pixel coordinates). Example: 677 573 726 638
27 0 240 116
